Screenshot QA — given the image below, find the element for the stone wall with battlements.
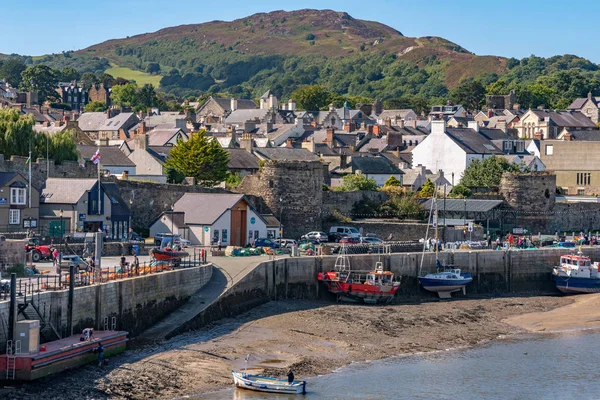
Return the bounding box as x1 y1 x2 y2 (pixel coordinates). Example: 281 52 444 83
0 155 97 189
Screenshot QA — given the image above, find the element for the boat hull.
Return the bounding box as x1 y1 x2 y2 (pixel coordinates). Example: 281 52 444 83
150 249 189 261
418 277 473 298
232 371 306 394
320 281 400 304
553 275 600 294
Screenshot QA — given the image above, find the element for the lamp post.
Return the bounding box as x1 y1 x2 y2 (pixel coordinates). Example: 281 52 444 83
129 199 133 239
463 198 467 226
59 209 63 270
451 172 454 187
171 205 174 238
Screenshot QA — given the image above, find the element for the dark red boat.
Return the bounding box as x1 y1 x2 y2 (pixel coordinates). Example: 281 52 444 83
317 249 401 304
150 247 189 262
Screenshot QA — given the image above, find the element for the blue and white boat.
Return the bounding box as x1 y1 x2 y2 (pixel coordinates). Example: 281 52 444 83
418 260 473 299
232 370 307 394
552 252 600 294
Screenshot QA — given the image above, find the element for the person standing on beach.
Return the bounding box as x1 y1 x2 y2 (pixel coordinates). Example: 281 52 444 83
287 368 294 384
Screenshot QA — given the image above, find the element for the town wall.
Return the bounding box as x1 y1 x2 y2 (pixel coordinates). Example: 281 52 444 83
235 161 324 239
499 172 556 213
0 264 212 352
321 190 389 217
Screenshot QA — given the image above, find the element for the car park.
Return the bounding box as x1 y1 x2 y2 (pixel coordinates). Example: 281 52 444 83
253 238 280 248
301 231 328 242
329 226 361 239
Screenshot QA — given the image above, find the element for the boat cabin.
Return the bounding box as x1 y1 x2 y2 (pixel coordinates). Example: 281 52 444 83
560 254 591 268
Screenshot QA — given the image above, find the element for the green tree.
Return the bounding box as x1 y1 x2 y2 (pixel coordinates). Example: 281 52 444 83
111 83 139 109
460 156 522 187
136 84 158 110
165 130 230 187
380 194 424 220
0 58 27 87
418 178 435 198
146 63 161 75
448 184 472 198
48 130 78 164
339 173 378 191
225 172 242 188
384 176 402 187
98 73 115 87
290 85 332 111
449 79 485 112
80 72 98 90
60 66 80 81
20 65 58 102
84 101 107 112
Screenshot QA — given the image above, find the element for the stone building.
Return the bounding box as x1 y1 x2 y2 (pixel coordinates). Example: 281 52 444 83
57 82 88 111
88 84 111 107
568 92 600 124
514 109 596 140
486 90 516 110
235 160 324 239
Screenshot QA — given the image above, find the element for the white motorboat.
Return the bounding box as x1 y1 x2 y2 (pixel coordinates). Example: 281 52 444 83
232 370 307 394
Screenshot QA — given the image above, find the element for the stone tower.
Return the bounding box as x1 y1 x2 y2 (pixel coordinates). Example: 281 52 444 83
499 172 556 213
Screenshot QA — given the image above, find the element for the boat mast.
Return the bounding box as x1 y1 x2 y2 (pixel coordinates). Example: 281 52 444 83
435 196 439 264
418 185 438 277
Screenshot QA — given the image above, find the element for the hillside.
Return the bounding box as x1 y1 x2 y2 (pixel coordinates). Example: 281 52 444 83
7 9 599 107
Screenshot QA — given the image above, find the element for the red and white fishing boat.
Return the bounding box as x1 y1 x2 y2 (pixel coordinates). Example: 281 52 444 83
150 247 189 262
317 247 401 304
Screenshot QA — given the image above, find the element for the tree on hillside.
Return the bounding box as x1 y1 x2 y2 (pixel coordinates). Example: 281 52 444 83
20 65 58 102
164 130 230 187
84 101 107 112
0 58 27 87
60 66 80 82
146 63 161 75
460 156 523 188
136 84 158 110
449 79 485 112
111 83 139 109
98 73 115 87
291 85 332 111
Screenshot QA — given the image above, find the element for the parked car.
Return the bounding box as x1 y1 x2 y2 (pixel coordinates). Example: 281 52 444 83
59 255 90 273
154 233 180 246
329 226 361 239
327 232 348 243
253 238 280 248
339 237 361 244
180 238 191 247
276 239 298 248
301 231 328 242
362 237 384 245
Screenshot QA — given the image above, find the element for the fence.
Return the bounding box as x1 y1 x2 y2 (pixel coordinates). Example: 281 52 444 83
0 248 208 301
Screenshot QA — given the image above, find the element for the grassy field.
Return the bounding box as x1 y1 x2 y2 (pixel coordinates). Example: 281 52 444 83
104 63 162 87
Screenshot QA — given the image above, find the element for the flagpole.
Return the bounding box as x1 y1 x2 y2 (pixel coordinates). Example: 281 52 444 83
97 147 101 216
28 150 32 209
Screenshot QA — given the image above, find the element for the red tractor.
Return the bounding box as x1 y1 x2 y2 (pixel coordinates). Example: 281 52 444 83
25 238 53 262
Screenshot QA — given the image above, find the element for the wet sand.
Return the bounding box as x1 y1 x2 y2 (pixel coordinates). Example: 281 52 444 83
504 293 600 332
3 296 575 399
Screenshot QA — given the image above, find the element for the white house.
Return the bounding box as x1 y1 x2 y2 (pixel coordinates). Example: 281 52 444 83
150 193 269 246
411 120 505 182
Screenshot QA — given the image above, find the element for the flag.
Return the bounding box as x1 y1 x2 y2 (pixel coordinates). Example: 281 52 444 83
91 149 101 164
25 155 31 166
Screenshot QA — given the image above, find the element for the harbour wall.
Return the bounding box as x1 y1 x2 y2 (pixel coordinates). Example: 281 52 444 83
168 247 599 336
0 264 212 352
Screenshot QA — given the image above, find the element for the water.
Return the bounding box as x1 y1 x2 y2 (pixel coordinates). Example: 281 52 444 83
198 332 600 400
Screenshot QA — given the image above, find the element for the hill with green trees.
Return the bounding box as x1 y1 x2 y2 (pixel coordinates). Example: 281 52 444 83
2 9 600 111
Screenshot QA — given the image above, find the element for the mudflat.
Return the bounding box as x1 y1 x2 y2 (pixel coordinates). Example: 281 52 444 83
7 296 571 400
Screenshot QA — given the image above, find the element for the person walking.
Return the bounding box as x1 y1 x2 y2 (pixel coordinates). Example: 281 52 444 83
132 254 139 276
217 239 222 252
96 342 104 366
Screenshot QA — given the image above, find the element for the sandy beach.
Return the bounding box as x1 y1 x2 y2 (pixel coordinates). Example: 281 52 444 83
3 295 583 400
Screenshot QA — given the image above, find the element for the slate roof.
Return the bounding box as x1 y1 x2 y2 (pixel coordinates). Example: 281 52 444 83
477 128 511 141
146 129 187 146
530 110 596 128
421 199 504 213
40 178 97 204
569 97 600 110
560 129 600 141
78 112 137 132
261 214 280 227
0 172 19 188
224 109 268 124
445 128 504 155
377 110 415 119
349 156 403 175
214 98 257 113
359 137 388 153
174 193 246 225
146 146 173 163
102 182 130 217
227 148 260 170
253 147 320 161
33 123 67 135
77 145 136 167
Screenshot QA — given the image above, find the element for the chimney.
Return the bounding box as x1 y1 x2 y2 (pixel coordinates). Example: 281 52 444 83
301 136 315 153
468 120 480 133
63 114 70 123
268 94 278 110
533 131 543 141
589 91 593 100
43 120 50 127
54 120 63 127
231 98 238 112
497 120 508 134
99 138 109 147
431 120 446 134
513 103 520 111
487 109 494 118
387 132 403 149
326 127 335 147
344 122 353 133
418 164 426 176
564 132 572 141
399 119 405 129
385 117 392 128
311 121 317 128
240 133 254 152
288 99 296 111
107 108 112 119
366 125 374 134
265 122 273 133
260 98 267 110
134 130 148 151
438 169 444 178
373 125 381 136
329 103 335 112
340 154 348 169
286 138 293 148
138 121 146 135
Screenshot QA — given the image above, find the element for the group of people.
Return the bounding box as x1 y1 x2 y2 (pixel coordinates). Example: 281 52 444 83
119 253 140 275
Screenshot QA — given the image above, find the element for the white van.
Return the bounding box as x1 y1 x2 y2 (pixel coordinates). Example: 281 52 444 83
329 226 361 239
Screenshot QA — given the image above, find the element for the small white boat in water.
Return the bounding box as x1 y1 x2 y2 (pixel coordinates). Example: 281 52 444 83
232 370 307 394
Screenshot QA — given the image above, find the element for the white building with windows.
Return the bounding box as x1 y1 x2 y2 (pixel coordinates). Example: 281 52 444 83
0 172 39 232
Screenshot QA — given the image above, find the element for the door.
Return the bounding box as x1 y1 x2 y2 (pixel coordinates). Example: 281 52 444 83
230 210 242 246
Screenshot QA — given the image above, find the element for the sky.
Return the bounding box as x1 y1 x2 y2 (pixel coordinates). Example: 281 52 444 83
2 0 599 63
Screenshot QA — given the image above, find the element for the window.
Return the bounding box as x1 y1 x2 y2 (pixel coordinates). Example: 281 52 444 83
213 230 219 243
577 172 591 186
222 229 228 243
10 188 26 205
545 145 553 156
578 189 585 196
9 209 20 225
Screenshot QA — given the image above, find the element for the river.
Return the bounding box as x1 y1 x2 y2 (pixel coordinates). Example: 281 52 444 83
198 331 600 400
